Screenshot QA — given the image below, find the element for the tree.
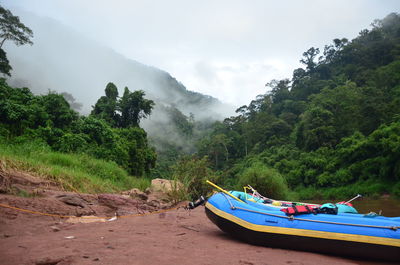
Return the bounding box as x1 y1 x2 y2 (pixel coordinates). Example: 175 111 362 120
308 82 363 140
116 127 157 176
300 47 320 72
295 106 336 151
167 106 194 137
105 82 119 100
0 6 33 48
92 83 155 128
207 133 230 169
194 13 400 198
0 5 33 76
91 82 119 126
0 48 11 76
267 79 291 115
319 38 349 65
119 87 154 128
267 79 291 104
40 92 78 129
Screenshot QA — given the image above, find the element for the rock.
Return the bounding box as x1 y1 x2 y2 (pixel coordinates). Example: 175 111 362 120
126 188 148 200
50 226 60 232
159 202 173 209
34 257 63 265
32 188 45 196
75 207 96 217
39 256 73 265
98 194 137 209
147 200 160 208
150 178 183 193
56 194 86 208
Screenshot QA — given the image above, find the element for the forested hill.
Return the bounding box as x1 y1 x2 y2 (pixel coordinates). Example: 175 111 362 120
5 9 230 116
2 6 400 200
4 9 232 149
197 13 400 199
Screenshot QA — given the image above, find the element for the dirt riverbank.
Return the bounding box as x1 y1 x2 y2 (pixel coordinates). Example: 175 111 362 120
0 170 397 265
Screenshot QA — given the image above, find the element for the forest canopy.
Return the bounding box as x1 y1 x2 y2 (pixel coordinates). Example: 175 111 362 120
1 9 400 199
0 80 157 176
195 12 400 199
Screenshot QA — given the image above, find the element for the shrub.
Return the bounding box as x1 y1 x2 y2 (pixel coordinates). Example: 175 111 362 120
56 133 88 152
236 161 288 200
171 155 216 200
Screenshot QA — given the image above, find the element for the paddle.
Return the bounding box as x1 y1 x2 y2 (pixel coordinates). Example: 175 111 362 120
345 194 362 204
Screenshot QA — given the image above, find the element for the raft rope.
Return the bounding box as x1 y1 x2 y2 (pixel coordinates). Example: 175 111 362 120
221 193 400 231
0 202 181 220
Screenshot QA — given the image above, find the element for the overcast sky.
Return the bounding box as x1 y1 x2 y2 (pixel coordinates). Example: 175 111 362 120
3 0 400 107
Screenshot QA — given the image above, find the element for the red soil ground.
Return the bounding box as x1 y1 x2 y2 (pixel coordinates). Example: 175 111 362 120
0 170 397 265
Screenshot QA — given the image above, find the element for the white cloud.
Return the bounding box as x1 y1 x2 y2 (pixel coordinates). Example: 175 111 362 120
172 58 295 106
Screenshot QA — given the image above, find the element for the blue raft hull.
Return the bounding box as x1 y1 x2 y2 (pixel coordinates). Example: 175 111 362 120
205 193 400 261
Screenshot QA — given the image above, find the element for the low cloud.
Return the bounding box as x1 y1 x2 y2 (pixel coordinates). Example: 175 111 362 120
4 0 398 108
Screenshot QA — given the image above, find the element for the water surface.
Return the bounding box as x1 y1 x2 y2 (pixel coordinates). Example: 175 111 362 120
308 197 400 217
351 197 400 217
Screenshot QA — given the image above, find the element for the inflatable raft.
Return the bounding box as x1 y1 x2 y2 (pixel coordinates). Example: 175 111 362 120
205 192 400 261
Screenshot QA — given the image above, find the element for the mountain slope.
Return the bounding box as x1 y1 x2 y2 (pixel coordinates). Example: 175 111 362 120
4 9 233 129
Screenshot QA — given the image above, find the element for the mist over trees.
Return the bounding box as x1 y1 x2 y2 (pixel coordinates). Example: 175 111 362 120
2 7 233 167
1 6 399 199
0 5 157 179
196 12 400 199
2 8 233 119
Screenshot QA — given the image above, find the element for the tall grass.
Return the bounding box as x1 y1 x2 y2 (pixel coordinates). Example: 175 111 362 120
0 141 150 193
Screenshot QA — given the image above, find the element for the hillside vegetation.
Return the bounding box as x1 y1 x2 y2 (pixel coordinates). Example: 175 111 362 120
1 8 399 200
0 78 156 193
0 142 150 193
196 13 400 199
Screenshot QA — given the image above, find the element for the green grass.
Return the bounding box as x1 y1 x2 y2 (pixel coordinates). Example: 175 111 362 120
0 141 150 193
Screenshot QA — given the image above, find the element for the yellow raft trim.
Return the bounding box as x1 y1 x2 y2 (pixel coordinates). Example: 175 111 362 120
205 202 400 247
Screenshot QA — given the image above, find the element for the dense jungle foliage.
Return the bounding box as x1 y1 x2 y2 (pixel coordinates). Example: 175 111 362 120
196 13 400 199
1 6 399 200
0 80 157 177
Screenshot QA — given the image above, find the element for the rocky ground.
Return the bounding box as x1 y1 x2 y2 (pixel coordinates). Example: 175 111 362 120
0 168 396 265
